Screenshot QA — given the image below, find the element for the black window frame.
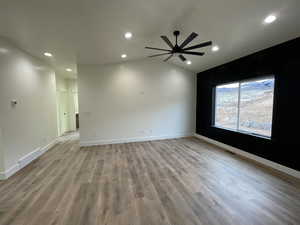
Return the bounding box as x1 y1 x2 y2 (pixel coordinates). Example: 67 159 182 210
212 75 275 139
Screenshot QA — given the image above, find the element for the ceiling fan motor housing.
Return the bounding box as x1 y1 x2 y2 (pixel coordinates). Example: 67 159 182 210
173 30 180 36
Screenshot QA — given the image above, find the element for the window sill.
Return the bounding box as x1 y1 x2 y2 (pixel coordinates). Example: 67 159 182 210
212 125 272 140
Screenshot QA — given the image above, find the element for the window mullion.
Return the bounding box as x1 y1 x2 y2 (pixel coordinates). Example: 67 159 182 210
237 82 241 131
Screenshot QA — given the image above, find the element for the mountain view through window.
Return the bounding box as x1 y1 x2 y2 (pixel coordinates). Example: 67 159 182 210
214 77 274 137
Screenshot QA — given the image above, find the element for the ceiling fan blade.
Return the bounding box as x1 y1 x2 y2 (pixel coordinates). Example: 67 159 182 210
178 54 186 62
179 32 198 48
182 51 205 56
161 36 174 49
164 54 173 62
183 41 212 51
145 47 171 52
148 53 172 58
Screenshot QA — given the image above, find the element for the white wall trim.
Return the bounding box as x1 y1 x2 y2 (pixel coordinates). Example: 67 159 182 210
0 138 60 180
18 147 41 170
194 133 300 179
80 133 193 147
0 164 19 180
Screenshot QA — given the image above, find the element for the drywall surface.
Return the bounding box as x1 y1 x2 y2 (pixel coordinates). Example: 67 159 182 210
0 37 58 172
0 128 4 173
56 74 69 92
78 59 196 145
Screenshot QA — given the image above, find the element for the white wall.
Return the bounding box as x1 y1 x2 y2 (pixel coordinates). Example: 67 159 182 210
0 128 4 172
0 37 58 176
78 59 196 146
55 74 69 92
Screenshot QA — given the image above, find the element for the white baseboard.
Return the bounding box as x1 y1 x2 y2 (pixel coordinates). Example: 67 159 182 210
18 147 42 170
194 133 300 179
80 133 193 147
0 164 19 180
0 138 60 180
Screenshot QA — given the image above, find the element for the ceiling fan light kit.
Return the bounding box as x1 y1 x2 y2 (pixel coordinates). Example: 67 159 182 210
145 30 212 62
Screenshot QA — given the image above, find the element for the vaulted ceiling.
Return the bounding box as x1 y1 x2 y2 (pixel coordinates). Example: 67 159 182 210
1 0 300 78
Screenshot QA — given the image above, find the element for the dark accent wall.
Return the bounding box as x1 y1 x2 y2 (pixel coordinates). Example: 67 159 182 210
196 37 300 171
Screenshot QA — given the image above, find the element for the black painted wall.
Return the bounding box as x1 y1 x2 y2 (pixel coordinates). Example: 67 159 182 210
196 37 300 171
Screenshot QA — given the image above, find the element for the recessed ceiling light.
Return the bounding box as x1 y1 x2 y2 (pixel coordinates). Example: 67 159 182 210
121 54 127 58
264 14 277 24
44 52 53 57
66 68 72 72
212 46 219 52
124 32 132 39
186 60 192 65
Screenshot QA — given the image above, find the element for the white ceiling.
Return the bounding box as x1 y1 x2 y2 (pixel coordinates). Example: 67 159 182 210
1 0 300 79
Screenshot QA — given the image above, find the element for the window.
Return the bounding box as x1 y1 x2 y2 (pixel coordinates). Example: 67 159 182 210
214 76 275 138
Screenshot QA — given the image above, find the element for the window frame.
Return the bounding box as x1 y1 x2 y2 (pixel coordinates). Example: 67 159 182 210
212 75 275 139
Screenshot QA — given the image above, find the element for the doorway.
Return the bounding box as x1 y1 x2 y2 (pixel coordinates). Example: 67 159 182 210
57 91 69 136
55 75 79 136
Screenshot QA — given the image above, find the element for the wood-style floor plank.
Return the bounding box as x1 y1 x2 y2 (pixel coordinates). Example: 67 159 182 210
0 135 299 225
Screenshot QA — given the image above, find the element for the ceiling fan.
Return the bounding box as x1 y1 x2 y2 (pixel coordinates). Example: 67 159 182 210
145 30 212 62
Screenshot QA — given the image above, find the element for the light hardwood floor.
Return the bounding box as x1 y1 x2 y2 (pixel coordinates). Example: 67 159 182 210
0 136 299 225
